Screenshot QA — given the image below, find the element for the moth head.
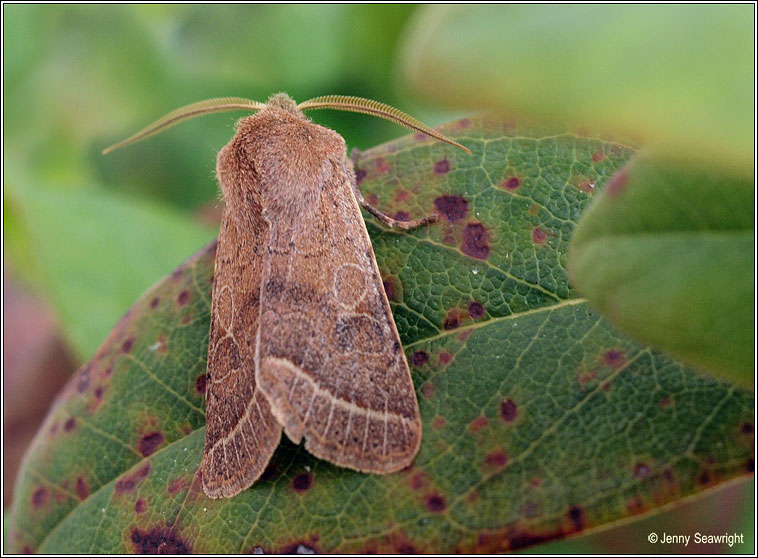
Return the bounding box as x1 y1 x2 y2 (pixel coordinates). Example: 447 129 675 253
102 94 471 155
265 92 301 116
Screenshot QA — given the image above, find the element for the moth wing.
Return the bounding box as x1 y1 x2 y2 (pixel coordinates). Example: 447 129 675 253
255 160 422 474
202 208 282 498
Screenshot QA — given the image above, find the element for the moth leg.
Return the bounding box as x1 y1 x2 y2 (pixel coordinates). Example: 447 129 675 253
352 182 437 231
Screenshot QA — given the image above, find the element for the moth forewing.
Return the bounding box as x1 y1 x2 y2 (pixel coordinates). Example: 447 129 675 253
250 116 422 472
104 92 469 498
201 145 281 499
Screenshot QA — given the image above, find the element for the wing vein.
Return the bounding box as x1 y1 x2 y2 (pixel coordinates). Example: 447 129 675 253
382 396 388 457
323 400 335 437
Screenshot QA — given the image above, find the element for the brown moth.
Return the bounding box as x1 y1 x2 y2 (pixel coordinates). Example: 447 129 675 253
104 93 470 498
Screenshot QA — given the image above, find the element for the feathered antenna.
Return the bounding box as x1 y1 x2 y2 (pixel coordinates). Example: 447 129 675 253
298 95 471 155
102 97 266 154
104 94 471 156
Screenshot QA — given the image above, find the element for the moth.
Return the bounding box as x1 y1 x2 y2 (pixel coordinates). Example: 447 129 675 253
104 93 470 498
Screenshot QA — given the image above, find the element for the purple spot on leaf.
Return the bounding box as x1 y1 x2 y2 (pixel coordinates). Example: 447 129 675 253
468 301 485 318
433 195 468 222
410 351 428 367
604 350 625 367
567 506 585 530
426 493 446 512
504 177 521 190
195 374 208 394
500 399 518 422
131 527 190 554
461 223 490 260
443 310 460 330
32 487 48 509
293 473 313 493
382 278 396 301
139 432 164 457
485 451 508 467
116 463 151 494
76 477 89 500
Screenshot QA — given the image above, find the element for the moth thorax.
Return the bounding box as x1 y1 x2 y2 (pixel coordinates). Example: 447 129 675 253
266 93 301 116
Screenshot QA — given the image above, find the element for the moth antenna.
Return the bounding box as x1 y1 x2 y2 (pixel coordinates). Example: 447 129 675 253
297 95 472 155
102 97 267 155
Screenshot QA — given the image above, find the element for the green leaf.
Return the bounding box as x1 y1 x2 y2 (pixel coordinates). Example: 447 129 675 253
11 118 752 553
398 5 753 175
569 153 754 386
4 5 425 212
4 182 216 359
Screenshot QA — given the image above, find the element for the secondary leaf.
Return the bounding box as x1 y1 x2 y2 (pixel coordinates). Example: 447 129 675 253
11 117 753 553
569 153 754 386
4 183 216 359
398 5 753 175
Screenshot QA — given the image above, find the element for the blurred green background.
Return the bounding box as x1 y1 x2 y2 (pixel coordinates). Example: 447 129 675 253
2 4 753 553
4 4 455 360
